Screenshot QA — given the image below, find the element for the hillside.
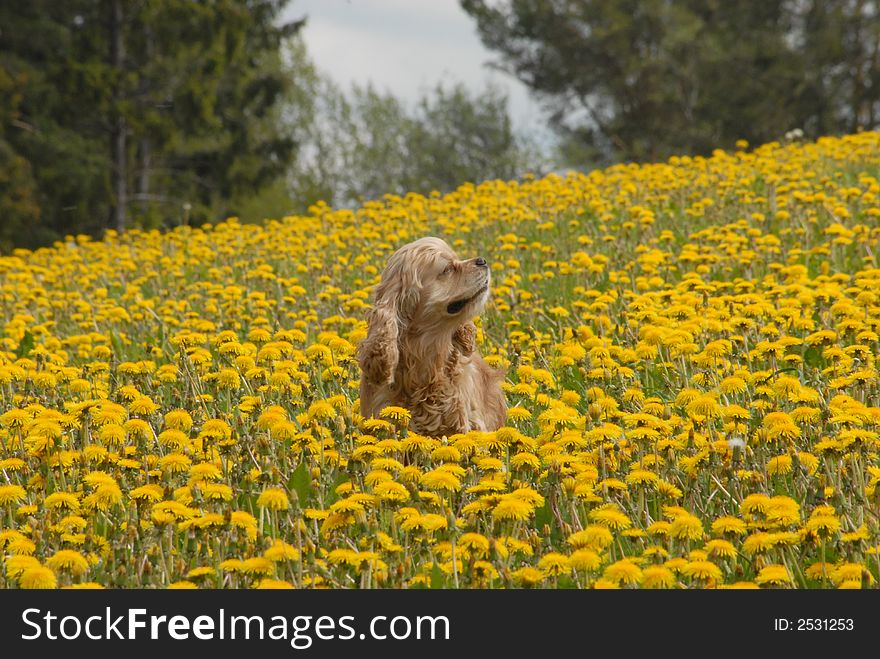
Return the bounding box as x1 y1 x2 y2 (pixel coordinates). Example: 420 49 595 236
1 132 880 588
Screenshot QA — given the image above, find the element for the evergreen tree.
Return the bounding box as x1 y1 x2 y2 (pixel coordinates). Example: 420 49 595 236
461 0 880 164
0 0 302 247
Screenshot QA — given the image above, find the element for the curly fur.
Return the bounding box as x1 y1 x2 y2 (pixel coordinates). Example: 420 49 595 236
358 237 507 436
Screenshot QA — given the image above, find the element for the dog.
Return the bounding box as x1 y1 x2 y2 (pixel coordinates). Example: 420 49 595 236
357 237 506 437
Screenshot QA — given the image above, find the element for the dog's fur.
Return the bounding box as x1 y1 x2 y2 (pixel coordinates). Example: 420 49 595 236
358 237 506 436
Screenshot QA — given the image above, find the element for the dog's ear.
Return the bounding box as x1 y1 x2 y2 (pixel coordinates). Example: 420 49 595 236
359 274 414 385
358 249 423 385
358 298 399 385
453 320 477 355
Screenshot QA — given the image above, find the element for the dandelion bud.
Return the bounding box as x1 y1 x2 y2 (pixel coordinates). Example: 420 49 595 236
446 511 458 530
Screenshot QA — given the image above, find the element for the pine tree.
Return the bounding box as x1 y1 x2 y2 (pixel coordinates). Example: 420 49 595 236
0 0 303 247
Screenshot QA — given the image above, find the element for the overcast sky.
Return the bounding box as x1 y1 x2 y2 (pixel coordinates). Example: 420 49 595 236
283 0 551 139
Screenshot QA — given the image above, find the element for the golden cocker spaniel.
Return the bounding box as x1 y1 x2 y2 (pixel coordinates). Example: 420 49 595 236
358 237 506 436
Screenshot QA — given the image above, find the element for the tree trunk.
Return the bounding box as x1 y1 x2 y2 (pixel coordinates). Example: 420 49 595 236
110 0 127 232
138 20 154 220
138 138 150 217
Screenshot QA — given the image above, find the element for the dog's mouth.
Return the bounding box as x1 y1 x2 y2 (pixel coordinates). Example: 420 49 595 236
446 285 488 315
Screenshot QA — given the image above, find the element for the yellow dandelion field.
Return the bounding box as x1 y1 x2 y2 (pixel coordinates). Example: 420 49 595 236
2 132 880 589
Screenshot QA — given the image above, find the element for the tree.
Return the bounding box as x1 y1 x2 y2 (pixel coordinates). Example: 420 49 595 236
287 39 545 210
0 59 41 250
0 1 114 245
0 0 303 247
460 0 880 164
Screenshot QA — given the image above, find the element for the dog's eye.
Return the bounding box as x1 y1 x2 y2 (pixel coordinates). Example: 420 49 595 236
439 263 453 277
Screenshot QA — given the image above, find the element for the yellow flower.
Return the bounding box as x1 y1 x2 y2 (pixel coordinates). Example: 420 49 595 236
711 516 747 536
704 539 737 559
719 376 748 395
458 533 491 559
379 406 411 423
805 515 841 538
46 549 90 575
506 406 532 421
44 492 80 512
755 564 793 587
419 469 462 492
129 396 160 416
682 560 722 582
164 409 193 432
568 525 613 550
129 484 164 502
257 488 290 511
492 496 534 521
589 506 632 530
641 566 676 589
668 513 705 541
511 566 544 587
5 554 41 578
19 566 57 589
767 454 793 476
256 579 295 589
242 557 274 575
215 368 241 389
158 452 191 474
740 493 771 516
830 563 873 587
742 532 776 555
538 552 570 576
0 484 27 505
373 481 410 502
602 559 642 586
569 549 602 571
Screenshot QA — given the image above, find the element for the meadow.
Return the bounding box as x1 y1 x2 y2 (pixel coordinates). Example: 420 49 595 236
2 132 880 588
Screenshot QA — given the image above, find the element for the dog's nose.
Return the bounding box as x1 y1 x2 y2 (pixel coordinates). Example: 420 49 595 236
475 257 488 268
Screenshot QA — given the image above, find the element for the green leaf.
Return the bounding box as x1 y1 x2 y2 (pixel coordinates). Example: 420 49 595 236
534 501 552 530
110 331 124 360
803 346 824 369
430 562 445 589
288 459 312 506
16 331 34 358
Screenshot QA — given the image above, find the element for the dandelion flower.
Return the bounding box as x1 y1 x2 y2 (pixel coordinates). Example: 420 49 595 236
492 497 534 521
19 566 57 589
0 484 27 505
755 564 793 587
46 550 90 576
641 566 677 589
511 567 544 587
257 488 289 511
603 559 642 586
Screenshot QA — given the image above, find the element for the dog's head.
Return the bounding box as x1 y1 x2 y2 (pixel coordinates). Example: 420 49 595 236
358 237 490 384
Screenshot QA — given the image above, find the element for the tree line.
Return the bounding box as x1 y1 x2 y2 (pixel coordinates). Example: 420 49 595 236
461 0 880 163
1 1 878 249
